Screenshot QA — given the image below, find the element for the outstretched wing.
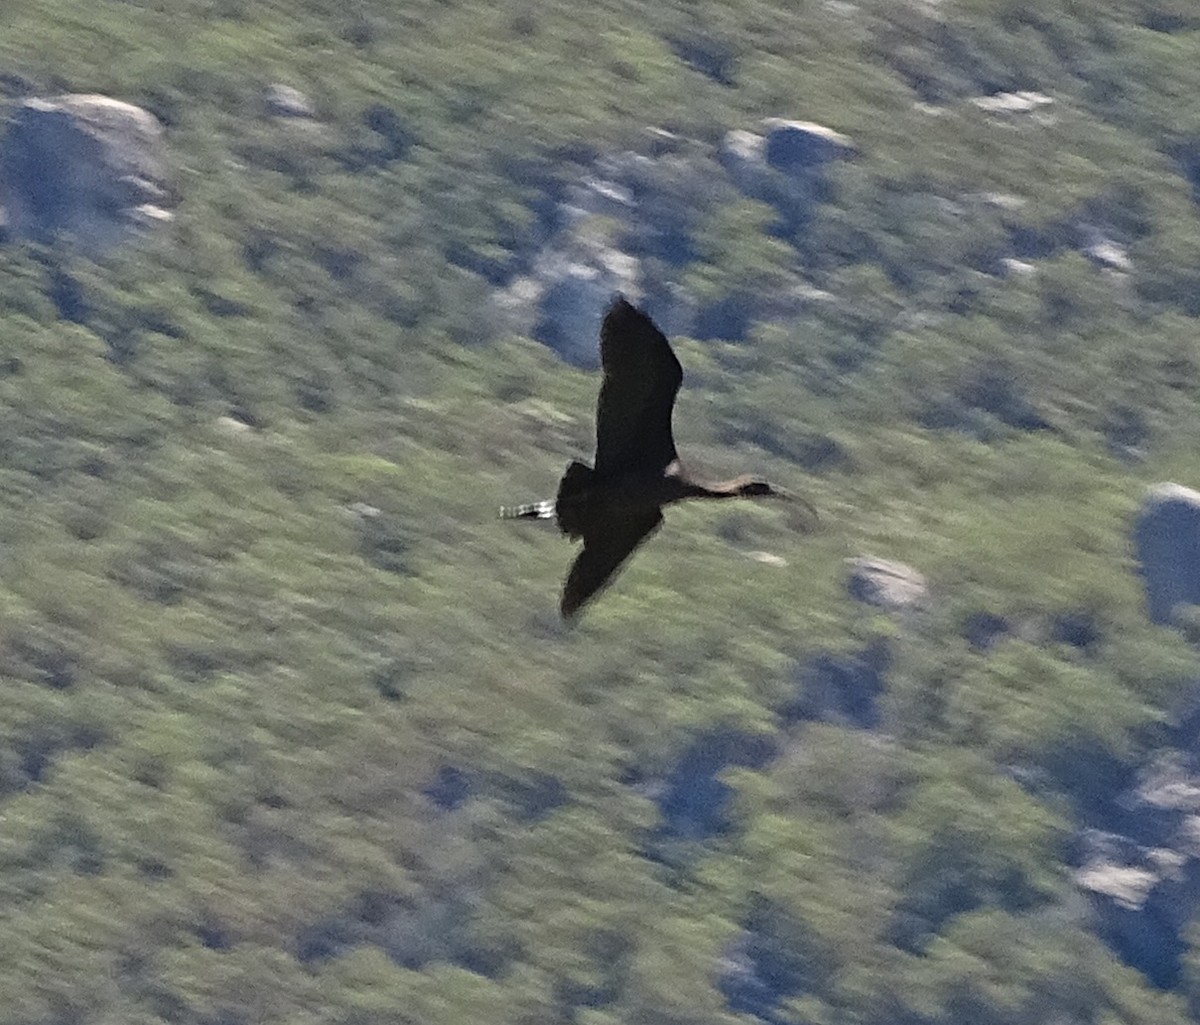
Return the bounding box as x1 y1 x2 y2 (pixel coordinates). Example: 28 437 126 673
593 297 682 476
561 510 663 619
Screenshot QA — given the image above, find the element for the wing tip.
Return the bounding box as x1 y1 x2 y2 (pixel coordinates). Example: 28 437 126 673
559 589 586 621
604 292 643 324
602 293 667 347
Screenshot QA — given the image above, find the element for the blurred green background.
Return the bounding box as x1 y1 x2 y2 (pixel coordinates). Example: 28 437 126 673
2 0 1200 1022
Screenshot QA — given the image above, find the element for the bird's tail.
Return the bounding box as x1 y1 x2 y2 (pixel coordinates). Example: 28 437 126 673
499 461 594 525
556 460 594 502
554 461 594 539
499 499 556 520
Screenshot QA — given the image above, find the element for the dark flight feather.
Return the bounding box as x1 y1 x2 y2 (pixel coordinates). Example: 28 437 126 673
561 509 663 618
593 297 682 477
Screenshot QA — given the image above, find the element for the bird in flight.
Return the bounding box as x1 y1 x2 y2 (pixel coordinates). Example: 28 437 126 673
502 295 813 619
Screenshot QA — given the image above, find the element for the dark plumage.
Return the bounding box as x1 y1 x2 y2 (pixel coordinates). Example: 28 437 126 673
502 296 812 618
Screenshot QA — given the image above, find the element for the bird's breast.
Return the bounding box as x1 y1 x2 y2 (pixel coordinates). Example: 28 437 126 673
556 472 679 536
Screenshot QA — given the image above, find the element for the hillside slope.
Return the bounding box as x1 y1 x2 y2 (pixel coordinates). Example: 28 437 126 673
2 1 1200 1022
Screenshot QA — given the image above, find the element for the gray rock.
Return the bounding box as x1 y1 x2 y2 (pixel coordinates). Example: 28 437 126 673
214 415 255 436
761 118 856 175
1000 257 1037 277
721 120 854 197
1073 826 1192 987
971 90 1054 115
128 203 175 230
745 551 787 567
1134 752 1200 815
719 120 853 239
719 128 770 195
1134 483 1200 624
847 556 929 613
1073 746 1200 987
0 94 172 251
971 191 1028 212
490 275 544 338
500 208 643 365
265 83 316 119
118 174 170 206
1076 828 1151 874
1076 857 1160 911
1084 237 1132 272
499 143 717 359
532 245 640 367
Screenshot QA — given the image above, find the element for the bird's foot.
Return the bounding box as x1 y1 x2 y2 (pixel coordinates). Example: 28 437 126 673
499 500 556 520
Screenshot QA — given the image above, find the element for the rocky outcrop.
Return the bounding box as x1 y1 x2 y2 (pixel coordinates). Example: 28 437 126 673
1071 750 1200 989
498 117 855 357
761 119 856 174
1072 739 1200 988
527 230 640 367
719 129 771 196
1134 483 1200 625
1074 828 1189 988
0 94 173 251
846 556 929 613
720 118 855 201
493 246 640 367
1075 831 1164 911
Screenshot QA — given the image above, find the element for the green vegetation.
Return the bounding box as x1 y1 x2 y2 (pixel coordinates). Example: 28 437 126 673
2 0 1200 1021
